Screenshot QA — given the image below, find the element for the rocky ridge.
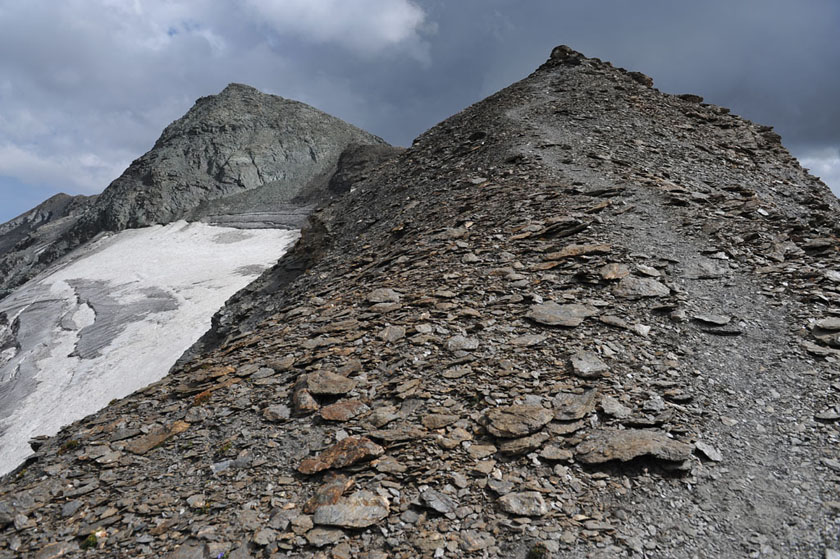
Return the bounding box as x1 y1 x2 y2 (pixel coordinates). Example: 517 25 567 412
0 194 95 298
0 84 390 299
2 46 840 558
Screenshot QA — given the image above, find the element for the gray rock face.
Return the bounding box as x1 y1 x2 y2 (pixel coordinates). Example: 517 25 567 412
0 84 393 300
82 84 387 232
0 194 95 299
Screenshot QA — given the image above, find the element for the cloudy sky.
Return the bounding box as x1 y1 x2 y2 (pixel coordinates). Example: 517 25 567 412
1 0 838 223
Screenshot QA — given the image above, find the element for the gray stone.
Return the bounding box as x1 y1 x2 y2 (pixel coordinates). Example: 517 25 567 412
312 490 390 528
569 351 609 379
540 445 573 462
484 405 553 438
600 396 632 419
61 500 83 518
186 494 206 508
498 491 548 517
553 389 598 420
816 318 840 331
165 541 210 559
526 302 598 327
305 371 357 396
460 530 495 552
446 335 479 351
379 325 406 342
420 488 458 514
695 441 723 462
613 276 670 298
576 429 693 464
600 263 631 280
498 431 550 455
306 527 345 547
367 288 401 304
263 404 291 422
253 528 277 546
509 333 547 346
693 314 731 326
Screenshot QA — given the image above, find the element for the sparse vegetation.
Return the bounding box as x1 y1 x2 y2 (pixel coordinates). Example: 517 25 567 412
80 533 97 550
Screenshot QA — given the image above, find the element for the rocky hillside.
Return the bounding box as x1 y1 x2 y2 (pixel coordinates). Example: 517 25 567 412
2 46 839 559
0 194 95 298
0 84 390 298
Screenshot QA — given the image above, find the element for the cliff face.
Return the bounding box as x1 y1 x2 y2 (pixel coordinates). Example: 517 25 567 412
2 46 840 559
0 84 391 298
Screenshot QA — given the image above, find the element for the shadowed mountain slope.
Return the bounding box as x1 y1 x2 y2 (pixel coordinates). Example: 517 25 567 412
2 46 839 559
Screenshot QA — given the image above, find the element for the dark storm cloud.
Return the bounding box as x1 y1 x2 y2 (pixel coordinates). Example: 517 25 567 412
1 0 838 223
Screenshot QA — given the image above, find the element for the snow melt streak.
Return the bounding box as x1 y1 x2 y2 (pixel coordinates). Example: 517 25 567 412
0 221 298 475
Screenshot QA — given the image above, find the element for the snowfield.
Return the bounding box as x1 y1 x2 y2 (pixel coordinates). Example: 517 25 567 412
0 221 298 475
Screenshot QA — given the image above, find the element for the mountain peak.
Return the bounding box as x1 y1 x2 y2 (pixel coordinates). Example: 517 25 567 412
0 84 389 297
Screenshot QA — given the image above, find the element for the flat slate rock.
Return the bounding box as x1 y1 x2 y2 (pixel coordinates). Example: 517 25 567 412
544 243 611 260
305 371 358 395
613 276 670 298
312 490 390 528
692 314 731 326
553 389 598 420
816 318 840 331
483 405 553 438
298 436 384 474
124 421 190 455
320 399 368 422
498 431 550 455
575 429 693 464
526 302 598 327
569 351 609 379
367 288 401 304
420 488 459 514
600 395 632 419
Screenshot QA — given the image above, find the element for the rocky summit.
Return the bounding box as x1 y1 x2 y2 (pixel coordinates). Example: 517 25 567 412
0 83 391 299
2 45 840 558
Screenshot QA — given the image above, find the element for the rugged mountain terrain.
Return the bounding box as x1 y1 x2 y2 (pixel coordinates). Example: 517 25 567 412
0 84 390 298
0 221 299 476
0 194 95 299
2 46 840 559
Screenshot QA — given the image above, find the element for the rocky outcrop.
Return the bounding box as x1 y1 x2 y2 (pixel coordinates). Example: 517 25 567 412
0 194 95 298
0 84 391 299
78 84 387 232
2 46 840 559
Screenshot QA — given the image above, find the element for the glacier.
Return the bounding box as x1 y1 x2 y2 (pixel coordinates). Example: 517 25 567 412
0 221 298 475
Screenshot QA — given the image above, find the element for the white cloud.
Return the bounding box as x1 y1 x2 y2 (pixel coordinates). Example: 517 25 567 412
0 143 129 193
797 147 840 197
243 0 428 56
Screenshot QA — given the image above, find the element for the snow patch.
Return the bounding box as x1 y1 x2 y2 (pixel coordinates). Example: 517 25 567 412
0 221 298 475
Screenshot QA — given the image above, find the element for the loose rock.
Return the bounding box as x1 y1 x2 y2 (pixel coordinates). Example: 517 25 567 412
526 302 598 327
298 437 384 474
483 405 553 438
575 429 693 464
